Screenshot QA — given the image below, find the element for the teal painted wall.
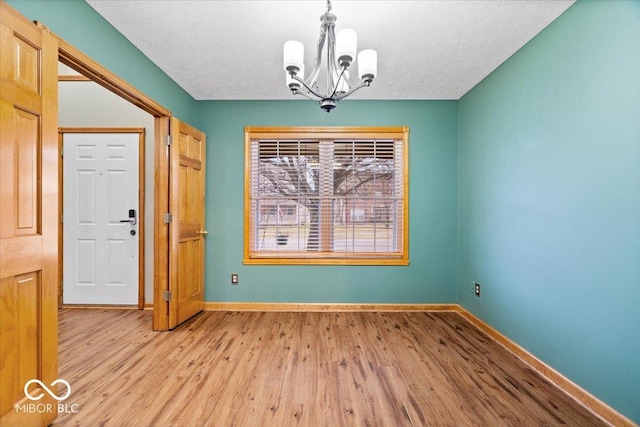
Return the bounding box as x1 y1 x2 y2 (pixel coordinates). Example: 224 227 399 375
196 100 459 303
457 1 640 422
6 0 197 124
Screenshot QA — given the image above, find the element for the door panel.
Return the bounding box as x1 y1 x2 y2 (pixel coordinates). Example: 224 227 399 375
15 109 38 233
168 118 206 329
0 3 58 425
62 132 140 305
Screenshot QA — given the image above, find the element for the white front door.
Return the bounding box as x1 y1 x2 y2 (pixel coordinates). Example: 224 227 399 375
63 132 139 304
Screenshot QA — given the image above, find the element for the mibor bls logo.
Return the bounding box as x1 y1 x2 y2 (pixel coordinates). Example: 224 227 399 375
15 379 79 414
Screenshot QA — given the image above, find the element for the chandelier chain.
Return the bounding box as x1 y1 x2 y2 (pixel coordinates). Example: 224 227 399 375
326 0 332 12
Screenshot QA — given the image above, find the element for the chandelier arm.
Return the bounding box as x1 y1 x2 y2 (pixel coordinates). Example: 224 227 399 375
333 81 370 101
292 89 320 101
291 74 324 100
329 65 348 98
326 21 337 95
307 20 328 88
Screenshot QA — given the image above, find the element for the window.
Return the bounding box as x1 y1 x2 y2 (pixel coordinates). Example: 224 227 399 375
244 127 409 265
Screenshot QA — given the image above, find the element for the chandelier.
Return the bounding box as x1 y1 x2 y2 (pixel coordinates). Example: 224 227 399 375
283 0 378 112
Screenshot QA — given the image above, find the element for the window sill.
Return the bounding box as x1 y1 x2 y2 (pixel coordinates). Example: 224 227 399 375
243 257 410 266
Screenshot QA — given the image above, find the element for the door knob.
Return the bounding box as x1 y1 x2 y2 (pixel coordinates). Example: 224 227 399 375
119 209 137 225
196 230 208 235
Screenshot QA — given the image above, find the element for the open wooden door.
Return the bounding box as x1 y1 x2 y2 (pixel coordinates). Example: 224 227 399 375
167 118 206 329
0 3 59 426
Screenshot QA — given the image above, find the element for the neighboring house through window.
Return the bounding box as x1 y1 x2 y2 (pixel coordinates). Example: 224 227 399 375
244 127 409 265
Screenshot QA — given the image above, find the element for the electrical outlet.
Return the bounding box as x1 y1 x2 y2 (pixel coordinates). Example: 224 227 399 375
474 282 481 297
231 274 238 285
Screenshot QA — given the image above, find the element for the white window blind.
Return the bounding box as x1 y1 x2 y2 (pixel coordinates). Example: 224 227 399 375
245 127 409 265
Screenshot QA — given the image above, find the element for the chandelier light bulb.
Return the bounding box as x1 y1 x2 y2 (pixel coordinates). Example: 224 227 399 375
358 49 377 83
283 40 304 75
336 29 357 67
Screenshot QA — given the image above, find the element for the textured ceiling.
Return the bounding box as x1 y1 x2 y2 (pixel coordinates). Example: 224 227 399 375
86 0 575 101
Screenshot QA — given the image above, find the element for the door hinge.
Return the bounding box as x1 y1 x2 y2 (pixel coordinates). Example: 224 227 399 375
165 135 172 146
163 213 173 224
60 142 64 157
162 290 172 302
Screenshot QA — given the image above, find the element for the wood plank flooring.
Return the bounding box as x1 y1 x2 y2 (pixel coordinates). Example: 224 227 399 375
54 309 606 426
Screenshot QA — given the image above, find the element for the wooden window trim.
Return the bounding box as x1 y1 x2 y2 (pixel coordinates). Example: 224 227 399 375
244 126 410 266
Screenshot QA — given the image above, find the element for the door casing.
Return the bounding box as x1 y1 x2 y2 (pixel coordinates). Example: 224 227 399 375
38 21 175 330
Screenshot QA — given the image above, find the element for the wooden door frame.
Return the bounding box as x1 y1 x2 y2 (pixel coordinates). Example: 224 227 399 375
38 23 173 330
58 127 146 308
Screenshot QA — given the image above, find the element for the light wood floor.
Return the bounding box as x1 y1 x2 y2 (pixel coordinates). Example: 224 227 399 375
54 309 605 426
